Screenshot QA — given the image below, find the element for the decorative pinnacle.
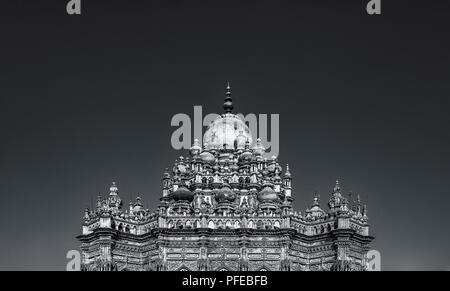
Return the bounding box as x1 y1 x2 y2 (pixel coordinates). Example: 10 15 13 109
224 81 233 113
284 164 291 178
109 181 118 195
313 192 320 205
333 179 341 193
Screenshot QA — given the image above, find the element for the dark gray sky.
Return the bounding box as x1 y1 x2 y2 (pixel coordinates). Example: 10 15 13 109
0 0 449 270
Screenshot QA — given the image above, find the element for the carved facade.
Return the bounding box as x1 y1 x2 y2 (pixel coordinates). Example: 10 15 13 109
77 85 373 271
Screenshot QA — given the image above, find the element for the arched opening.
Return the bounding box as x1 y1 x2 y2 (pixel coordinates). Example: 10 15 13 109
256 220 263 229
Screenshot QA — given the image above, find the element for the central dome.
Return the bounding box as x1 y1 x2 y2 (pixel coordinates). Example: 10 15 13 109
203 83 253 150
203 114 252 150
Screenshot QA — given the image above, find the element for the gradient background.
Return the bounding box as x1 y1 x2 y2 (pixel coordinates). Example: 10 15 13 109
0 0 449 270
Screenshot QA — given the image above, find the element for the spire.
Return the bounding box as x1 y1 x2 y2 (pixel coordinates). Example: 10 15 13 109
312 192 320 206
243 138 249 150
284 164 291 178
163 168 170 179
96 193 102 209
190 138 202 156
223 81 233 113
362 204 368 218
253 138 265 155
109 181 118 196
135 195 143 206
333 179 340 193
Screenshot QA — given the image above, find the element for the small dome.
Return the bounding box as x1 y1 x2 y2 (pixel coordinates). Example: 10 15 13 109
171 186 194 202
215 186 236 202
190 139 202 156
200 150 215 163
132 197 145 214
109 181 119 195
239 150 253 162
252 138 265 156
257 186 278 202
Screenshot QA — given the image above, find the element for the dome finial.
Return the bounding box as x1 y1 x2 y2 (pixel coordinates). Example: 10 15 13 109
224 81 233 113
313 191 320 205
333 179 341 193
109 181 118 195
285 164 291 176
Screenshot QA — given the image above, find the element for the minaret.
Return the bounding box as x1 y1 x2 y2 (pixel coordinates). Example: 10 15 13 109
223 82 233 113
283 164 292 200
190 138 202 156
312 191 320 206
162 168 171 198
107 181 122 211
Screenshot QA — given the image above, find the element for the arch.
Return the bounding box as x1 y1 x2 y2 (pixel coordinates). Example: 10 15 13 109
176 220 183 229
225 220 232 229
208 220 215 229
176 265 191 271
186 220 192 229
195 220 201 228
234 220 240 228
274 221 281 229
248 220 255 229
